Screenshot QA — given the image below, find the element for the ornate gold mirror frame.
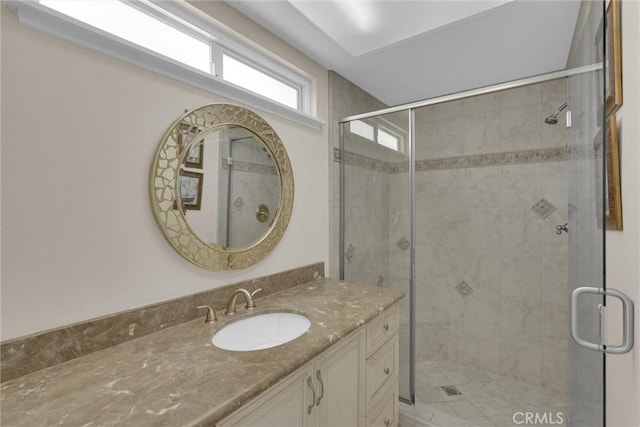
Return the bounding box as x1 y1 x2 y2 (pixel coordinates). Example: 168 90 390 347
149 104 294 270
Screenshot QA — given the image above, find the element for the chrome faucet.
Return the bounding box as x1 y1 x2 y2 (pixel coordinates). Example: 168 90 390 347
225 288 262 315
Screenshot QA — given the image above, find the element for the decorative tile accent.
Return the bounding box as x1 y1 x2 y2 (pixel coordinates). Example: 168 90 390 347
334 147 573 173
333 148 401 173
441 385 463 396
222 160 277 175
454 281 474 298
396 236 410 251
376 275 385 287
531 198 557 219
345 244 355 262
233 196 245 210
413 148 567 172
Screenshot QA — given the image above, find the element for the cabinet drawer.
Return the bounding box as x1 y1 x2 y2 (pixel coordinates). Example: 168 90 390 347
365 333 398 407
366 386 398 427
366 304 399 356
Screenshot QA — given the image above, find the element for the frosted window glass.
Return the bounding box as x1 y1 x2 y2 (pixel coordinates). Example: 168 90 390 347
378 129 399 150
40 0 211 72
223 54 299 109
350 120 375 141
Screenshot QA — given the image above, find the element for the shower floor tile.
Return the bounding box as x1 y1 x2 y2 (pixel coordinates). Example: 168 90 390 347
400 361 566 427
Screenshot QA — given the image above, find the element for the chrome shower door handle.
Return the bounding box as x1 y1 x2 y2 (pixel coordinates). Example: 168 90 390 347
570 286 634 354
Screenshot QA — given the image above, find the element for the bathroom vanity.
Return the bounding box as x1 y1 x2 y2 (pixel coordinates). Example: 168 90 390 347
218 294 400 427
0 279 402 426
1 104 403 426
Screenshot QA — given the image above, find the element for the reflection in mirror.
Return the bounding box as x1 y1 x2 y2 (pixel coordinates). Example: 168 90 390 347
177 125 280 249
150 103 293 270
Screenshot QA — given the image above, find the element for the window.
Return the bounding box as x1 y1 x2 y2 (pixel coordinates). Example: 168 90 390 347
349 120 375 141
377 129 399 151
349 120 403 152
9 0 322 128
40 0 211 72
222 54 299 110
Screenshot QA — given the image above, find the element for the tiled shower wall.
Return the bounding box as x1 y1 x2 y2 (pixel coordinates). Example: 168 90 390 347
220 137 280 248
328 71 388 281
408 79 569 396
332 74 569 397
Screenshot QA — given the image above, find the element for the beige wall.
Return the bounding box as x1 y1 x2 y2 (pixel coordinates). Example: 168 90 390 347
0 1 329 341
606 1 640 426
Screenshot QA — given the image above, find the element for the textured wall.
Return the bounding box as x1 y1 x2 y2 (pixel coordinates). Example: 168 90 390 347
411 79 569 395
334 77 570 396
1 2 328 341
327 71 387 280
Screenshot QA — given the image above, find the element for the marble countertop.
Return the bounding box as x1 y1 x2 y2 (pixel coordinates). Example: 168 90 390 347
1 279 403 426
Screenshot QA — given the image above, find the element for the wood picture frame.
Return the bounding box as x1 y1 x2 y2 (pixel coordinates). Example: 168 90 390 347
178 170 204 211
605 0 622 117
606 114 622 230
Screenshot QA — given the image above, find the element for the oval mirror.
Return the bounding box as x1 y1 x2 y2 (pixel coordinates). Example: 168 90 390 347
150 104 294 270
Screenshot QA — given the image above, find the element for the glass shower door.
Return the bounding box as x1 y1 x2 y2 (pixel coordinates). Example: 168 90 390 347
566 2 606 426
339 110 413 402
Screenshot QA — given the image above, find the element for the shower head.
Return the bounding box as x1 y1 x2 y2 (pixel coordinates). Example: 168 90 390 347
544 102 568 125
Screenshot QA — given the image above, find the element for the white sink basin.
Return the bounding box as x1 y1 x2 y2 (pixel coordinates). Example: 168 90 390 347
212 312 311 351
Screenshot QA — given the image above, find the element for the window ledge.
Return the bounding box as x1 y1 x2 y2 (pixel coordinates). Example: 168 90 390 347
7 1 325 130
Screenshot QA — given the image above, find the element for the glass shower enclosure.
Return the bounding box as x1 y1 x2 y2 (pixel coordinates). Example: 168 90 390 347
338 18 608 421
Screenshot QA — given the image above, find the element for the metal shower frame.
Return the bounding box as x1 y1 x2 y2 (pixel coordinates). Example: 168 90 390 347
337 63 601 405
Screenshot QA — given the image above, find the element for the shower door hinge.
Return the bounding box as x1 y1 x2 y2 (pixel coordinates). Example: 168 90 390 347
566 111 572 128
227 157 233 166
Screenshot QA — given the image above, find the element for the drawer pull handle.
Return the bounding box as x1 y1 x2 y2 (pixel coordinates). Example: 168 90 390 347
384 419 391 427
383 323 390 332
306 376 316 415
315 369 324 406
384 367 390 375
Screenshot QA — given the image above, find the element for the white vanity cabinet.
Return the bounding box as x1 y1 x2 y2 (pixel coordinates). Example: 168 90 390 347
313 327 366 426
365 304 399 427
216 363 314 427
217 304 399 427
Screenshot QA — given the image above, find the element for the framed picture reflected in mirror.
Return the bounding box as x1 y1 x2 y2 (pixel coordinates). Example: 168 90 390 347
178 170 203 211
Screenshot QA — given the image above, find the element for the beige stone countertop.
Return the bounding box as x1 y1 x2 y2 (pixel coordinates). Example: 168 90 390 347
1 279 403 426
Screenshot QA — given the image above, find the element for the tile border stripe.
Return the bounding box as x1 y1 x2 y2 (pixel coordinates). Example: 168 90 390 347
334 146 581 172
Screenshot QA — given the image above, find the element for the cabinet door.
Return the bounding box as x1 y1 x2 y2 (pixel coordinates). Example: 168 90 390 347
217 363 314 427
313 329 365 427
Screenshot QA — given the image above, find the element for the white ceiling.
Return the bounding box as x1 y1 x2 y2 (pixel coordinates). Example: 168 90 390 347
227 0 581 106
287 1 513 57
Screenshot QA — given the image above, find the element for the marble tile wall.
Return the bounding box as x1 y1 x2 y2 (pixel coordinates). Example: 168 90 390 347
332 76 569 398
411 79 569 396
225 167 279 248
328 71 387 280
217 134 280 248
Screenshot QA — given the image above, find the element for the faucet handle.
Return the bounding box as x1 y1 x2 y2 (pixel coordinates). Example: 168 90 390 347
197 305 218 323
246 288 263 310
